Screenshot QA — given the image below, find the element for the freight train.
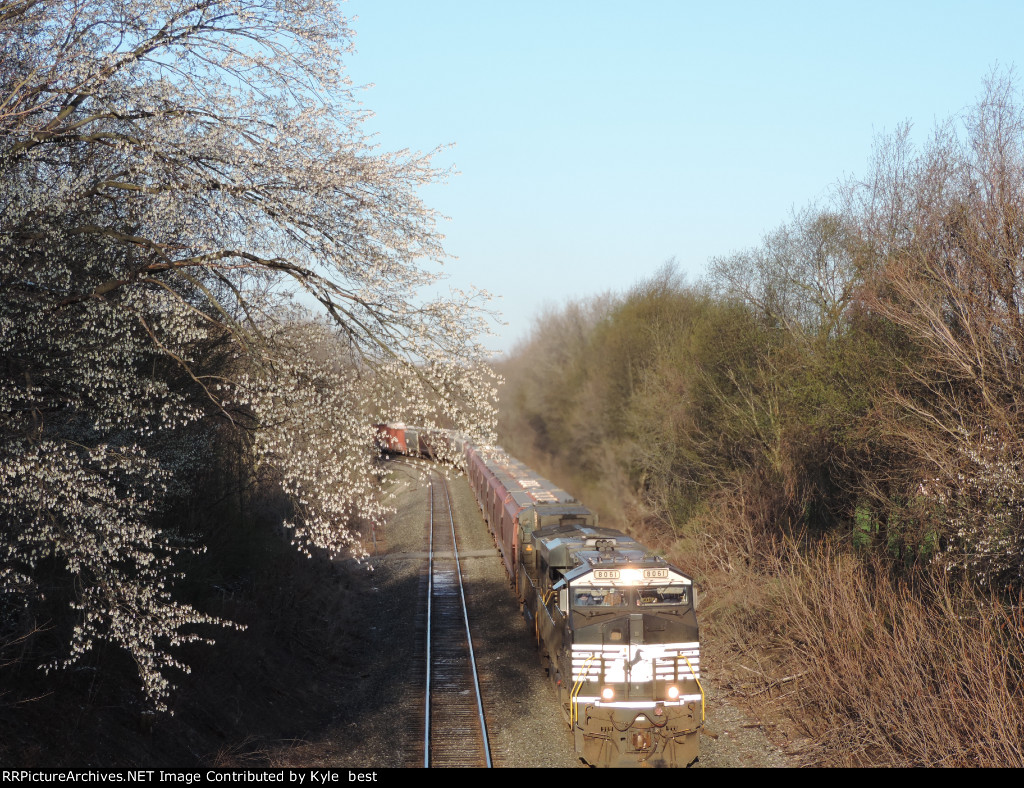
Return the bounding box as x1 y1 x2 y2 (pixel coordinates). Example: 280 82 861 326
376 423 704 767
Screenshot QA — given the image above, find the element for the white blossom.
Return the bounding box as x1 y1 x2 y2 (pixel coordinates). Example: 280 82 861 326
1 0 497 710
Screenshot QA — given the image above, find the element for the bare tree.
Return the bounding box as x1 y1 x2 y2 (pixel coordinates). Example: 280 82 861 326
708 205 863 342
859 72 1024 586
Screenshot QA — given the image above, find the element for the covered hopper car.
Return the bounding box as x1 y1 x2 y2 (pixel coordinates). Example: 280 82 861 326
375 424 703 767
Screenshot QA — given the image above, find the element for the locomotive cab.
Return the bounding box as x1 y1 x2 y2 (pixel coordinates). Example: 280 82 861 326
553 545 702 766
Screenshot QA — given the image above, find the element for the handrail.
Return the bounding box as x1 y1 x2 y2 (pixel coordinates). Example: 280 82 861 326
681 655 705 723
569 653 598 729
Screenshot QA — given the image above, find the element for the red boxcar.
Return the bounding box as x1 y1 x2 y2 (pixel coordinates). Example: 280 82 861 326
374 423 407 454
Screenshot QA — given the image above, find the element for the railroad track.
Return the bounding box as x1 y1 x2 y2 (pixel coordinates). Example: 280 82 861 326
407 469 493 768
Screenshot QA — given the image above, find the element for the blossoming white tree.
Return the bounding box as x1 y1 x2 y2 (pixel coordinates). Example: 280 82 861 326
0 0 497 710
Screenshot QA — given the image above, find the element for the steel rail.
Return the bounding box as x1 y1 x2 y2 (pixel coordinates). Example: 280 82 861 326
423 469 493 768
439 471 493 768
424 478 434 768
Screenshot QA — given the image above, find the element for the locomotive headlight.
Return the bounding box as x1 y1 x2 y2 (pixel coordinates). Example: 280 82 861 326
601 686 615 701
620 568 642 585
667 685 680 700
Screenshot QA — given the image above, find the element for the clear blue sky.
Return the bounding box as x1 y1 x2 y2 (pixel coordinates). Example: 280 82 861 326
341 0 1024 355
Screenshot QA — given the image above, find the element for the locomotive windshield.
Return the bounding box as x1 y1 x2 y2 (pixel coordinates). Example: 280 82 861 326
637 585 690 607
571 583 691 610
573 587 627 607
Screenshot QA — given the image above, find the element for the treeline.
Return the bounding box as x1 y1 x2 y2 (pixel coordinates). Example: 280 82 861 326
0 0 495 738
498 75 1024 766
